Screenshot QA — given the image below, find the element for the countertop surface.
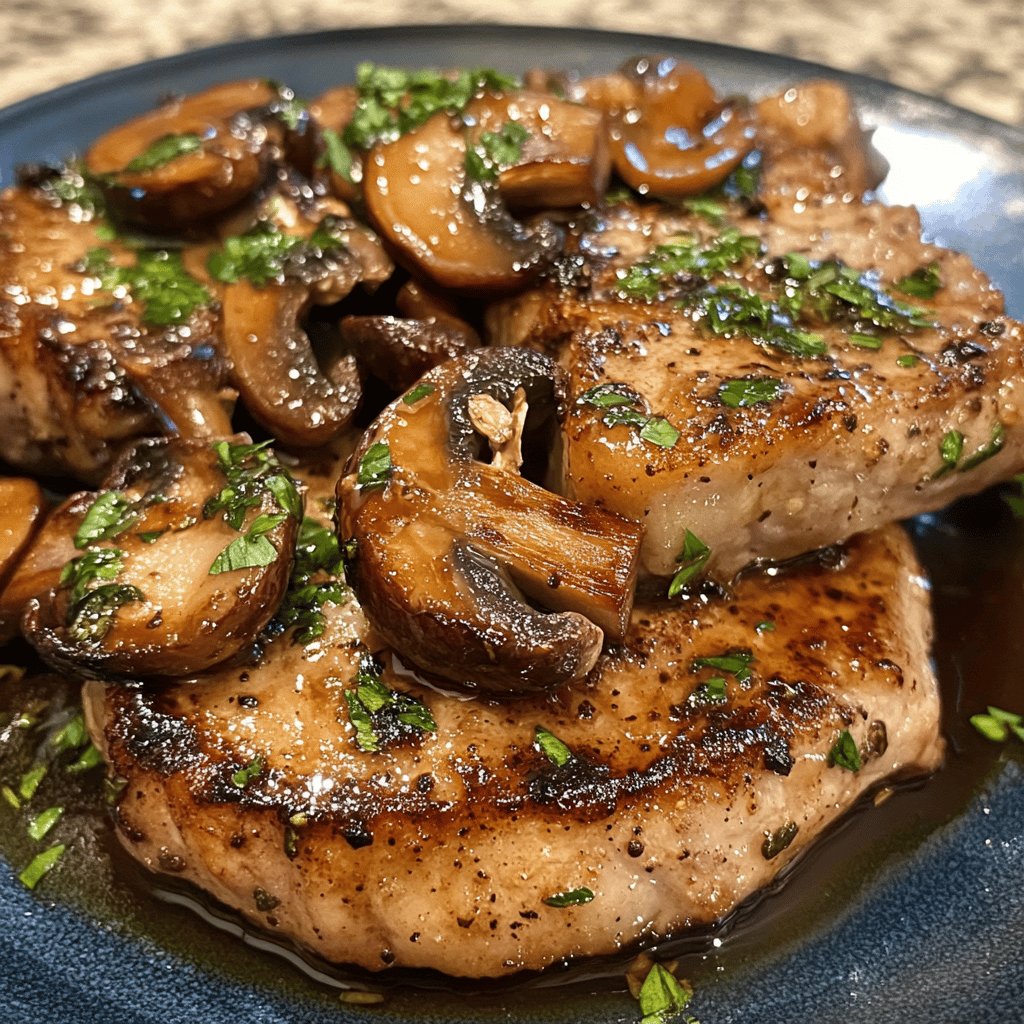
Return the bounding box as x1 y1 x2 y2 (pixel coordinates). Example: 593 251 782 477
1 0 1021 126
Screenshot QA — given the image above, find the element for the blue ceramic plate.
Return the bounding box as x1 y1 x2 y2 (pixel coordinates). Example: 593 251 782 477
1 25 1023 1024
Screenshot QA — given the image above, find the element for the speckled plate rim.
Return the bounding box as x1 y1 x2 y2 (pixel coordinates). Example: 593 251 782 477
0 23 1023 1024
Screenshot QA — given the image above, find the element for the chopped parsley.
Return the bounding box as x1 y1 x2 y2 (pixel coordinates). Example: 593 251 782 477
51 714 88 754
66 744 103 774
636 962 697 1024
402 382 435 405
319 128 356 183
36 163 105 216
897 353 920 368
896 262 942 299
343 659 436 753
761 821 799 860
932 429 965 479
207 219 348 287
970 705 1024 744
717 376 783 409
273 518 348 644
465 120 529 182
74 490 139 548
123 132 203 173
617 229 762 300
231 755 265 789
18 764 47 802
80 248 211 327
691 649 754 682
343 63 519 150
58 549 144 644
667 530 711 597
755 620 776 634
534 725 572 767
543 886 594 908
688 676 728 707
357 441 393 491
828 729 862 772
959 422 1005 472
681 196 728 225
579 385 680 449
26 806 63 842
203 440 301 575
18 844 65 891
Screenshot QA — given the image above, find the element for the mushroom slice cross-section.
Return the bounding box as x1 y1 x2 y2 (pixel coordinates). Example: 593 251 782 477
23 436 300 678
337 347 644 697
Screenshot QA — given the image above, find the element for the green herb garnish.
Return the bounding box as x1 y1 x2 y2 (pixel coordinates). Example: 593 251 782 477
66 744 103 774
319 128 356 183
932 429 964 479
231 756 265 789
717 376 783 409
959 422 1005 472
343 63 518 150
667 530 711 597
896 262 942 299
343 660 437 753
402 382 436 405
636 962 697 1024
534 725 572 767
681 196 728 225
970 705 1024 744
543 886 594 908
617 229 762 300
357 441 393 491
688 676 728 707
123 132 203 173
761 821 799 860
27 806 64 842
579 385 680 449
74 490 139 548
755 620 776 634
691 649 754 682
51 714 88 753
81 248 211 327
465 121 529 181
18 764 47 802
209 534 280 575
208 219 347 287
828 729 862 772
58 550 144 642
897 353 920 368
18 844 65 890
273 518 348 644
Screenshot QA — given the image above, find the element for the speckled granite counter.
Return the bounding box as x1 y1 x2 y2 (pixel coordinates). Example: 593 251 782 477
1 0 1022 125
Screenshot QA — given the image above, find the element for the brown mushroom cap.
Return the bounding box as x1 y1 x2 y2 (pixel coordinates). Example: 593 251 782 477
85 79 278 231
363 107 562 294
463 91 611 209
23 437 299 678
339 314 479 391
605 56 756 198
338 347 643 697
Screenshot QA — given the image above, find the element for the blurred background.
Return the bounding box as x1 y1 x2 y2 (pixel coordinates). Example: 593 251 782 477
1 0 1021 124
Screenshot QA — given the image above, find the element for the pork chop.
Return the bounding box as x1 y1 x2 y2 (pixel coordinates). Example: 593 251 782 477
85 522 941 977
489 199 1024 578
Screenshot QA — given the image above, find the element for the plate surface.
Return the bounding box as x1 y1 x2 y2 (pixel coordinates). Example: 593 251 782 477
1 24 1023 1024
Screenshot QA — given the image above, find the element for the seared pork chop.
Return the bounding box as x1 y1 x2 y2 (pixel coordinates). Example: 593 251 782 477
490 200 1024 579
85 523 941 976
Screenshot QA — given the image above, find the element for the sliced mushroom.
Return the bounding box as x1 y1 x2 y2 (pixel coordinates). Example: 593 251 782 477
222 281 360 448
604 56 756 198
463 91 610 209
23 437 299 678
364 107 562 293
338 347 643 697
340 315 479 391
85 79 277 231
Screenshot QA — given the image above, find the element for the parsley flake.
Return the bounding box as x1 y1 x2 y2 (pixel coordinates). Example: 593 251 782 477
357 441 393 491
208 220 347 287
231 756 265 789
579 385 680 449
74 490 139 548
717 376 783 409
534 725 572 767
403 382 436 405
543 886 594 908
691 649 754 682
465 121 529 181
828 729 862 772
273 518 348 644
668 530 711 597
761 821 799 860
688 676 728 707
959 422 1005 472
636 962 696 1024
896 262 942 299
123 132 203 173
344 659 437 753
970 705 1024 744
27 806 64 842
18 844 65 890
932 429 964 478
